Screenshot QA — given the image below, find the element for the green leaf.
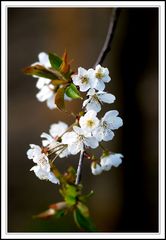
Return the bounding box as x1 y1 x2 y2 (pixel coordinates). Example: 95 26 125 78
64 184 78 207
54 209 65 219
55 87 65 110
49 53 62 70
23 65 56 79
78 190 94 203
73 207 97 232
77 202 89 218
65 83 82 99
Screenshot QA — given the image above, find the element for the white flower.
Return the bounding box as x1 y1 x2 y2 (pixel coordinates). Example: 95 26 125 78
36 77 51 89
46 94 57 109
62 126 99 155
91 162 103 175
71 67 94 92
83 89 115 112
36 84 54 102
100 153 123 171
40 121 69 158
30 165 59 184
79 110 99 133
40 132 54 147
93 64 111 91
32 52 51 69
49 121 68 138
27 144 60 184
27 144 49 171
27 144 50 172
40 132 69 158
93 110 123 142
27 144 42 162
36 84 57 110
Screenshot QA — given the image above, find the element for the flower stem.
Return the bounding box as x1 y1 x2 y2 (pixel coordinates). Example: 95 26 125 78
75 149 84 185
99 143 107 151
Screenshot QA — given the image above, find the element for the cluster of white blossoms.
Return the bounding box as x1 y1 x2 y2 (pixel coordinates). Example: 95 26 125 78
27 122 69 184
27 61 123 183
32 52 71 109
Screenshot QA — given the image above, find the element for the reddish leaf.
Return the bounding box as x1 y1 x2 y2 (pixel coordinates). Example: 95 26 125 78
23 64 56 79
33 208 55 219
55 87 65 110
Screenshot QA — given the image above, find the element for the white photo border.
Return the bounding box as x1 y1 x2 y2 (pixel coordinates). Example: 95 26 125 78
1 1 165 239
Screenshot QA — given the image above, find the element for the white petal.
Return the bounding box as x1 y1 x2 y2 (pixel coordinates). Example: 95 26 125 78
68 141 83 155
91 162 103 175
27 149 34 159
98 92 115 104
62 131 77 144
103 110 119 122
79 84 91 92
85 99 101 113
31 165 48 180
78 67 87 76
30 165 40 172
92 126 104 142
36 78 51 89
110 117 123 130
38 52 51 68
82 98 90 108
103 129 115 141
40 132 53 146
100 156 112 171
72 74 80 86
87 88 96 96
59 148 70 158
47 172 60 184
84 110 97 118
46 94 57 109
110 153 123 167
94 80 105 91
36 86 53 102
84 137 99 149
73 126 84 135
102 75 111 83
49 121 68 137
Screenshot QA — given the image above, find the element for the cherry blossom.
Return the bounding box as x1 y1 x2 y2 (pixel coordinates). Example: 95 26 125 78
62 126 99 155
93 110 123 142
83 89 115 112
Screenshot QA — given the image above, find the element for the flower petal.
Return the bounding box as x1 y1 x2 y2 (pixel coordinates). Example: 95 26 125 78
49 121 68 137
110 153 123 167
62 131 77 144
38 52 51 68
102 129 115 141
98 92 115 104
91 162 103 175
46 94 57 110
84 137 99 149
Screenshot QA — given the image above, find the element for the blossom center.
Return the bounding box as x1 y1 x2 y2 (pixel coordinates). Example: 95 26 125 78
86 119 95 128
38 157 48 168
95 71 104 79
80 76 88 84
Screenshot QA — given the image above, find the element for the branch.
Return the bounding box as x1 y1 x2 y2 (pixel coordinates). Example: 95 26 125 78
94 8 121 67
75 149 84 185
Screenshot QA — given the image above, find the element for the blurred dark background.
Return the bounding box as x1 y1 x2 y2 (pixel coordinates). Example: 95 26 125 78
8 8 158 232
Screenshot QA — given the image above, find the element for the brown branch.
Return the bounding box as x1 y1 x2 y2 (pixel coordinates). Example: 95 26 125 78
94 8 121 67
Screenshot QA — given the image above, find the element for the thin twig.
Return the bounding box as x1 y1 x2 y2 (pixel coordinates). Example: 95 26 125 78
94 8 121 67
75 149 84 185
